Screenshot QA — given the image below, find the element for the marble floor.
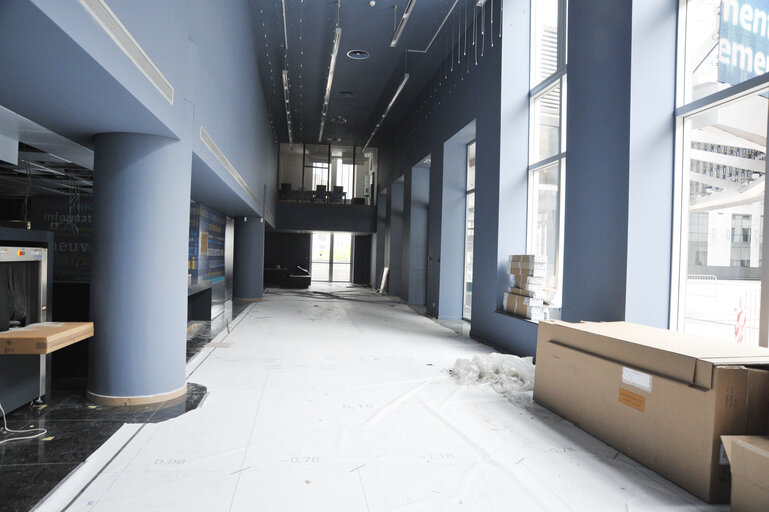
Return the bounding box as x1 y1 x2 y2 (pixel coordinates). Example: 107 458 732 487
0 299 249 512
34 285 727 511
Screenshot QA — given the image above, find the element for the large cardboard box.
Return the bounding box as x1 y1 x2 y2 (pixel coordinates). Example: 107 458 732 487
721 435 769 511
534 320 769 503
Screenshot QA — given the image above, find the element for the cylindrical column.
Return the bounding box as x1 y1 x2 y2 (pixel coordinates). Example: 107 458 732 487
233 216 264 300
89 133 191 404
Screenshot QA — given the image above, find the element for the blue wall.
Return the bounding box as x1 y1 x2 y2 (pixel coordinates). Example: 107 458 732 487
1 0 277 222
377 0 677 356
378 0 540 352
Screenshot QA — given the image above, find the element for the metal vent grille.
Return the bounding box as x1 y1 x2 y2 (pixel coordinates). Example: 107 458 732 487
78 0 174 104
200 126 262 209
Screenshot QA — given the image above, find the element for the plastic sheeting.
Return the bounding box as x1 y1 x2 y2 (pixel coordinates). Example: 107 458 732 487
47 286 728 512
450 353 535 406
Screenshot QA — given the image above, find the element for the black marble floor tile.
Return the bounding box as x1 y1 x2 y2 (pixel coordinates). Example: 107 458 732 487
0 463 80 512
186 298 252 362
148 390 207 423
36 400 160 424
0 419 125 465
0 297 240 509
186 327 213 362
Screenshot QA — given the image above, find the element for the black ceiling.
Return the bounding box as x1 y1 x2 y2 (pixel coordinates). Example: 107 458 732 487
0 143 92 198
253 0 480 148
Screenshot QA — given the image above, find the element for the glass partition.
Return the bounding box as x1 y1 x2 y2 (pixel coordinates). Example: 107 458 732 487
278 144 378 205
278 143 304 201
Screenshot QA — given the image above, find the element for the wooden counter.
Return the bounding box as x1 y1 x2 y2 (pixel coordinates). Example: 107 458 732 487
0 322 94 355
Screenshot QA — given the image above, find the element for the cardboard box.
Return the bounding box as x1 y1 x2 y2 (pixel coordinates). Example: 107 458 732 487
509 254 548 264
720 435 769 511
508 260 547 276
509 273 545 291
507 286 547 300
534 320 769 503
503 293 545 320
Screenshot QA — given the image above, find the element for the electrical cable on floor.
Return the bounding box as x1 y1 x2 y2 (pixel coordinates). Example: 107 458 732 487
0 400 47 445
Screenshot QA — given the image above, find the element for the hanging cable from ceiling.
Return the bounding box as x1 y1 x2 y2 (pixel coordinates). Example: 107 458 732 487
463 0 468 57
457 7 460 65
451 11 454 73
474 1 478 66
481 1 485 57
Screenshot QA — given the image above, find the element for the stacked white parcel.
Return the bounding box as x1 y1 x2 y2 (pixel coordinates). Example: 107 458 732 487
504 254 547 320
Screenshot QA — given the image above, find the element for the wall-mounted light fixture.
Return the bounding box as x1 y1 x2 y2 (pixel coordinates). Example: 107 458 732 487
362 73 409 152
319 27 342 142
391 0 417 47
282 70 293 145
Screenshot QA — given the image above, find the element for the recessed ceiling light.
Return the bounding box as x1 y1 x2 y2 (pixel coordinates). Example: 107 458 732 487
339 91 354 97
327 137 342 142
331 116 347 124
347 50 369 60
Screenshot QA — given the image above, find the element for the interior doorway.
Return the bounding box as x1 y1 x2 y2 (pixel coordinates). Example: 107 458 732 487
311 232 352 283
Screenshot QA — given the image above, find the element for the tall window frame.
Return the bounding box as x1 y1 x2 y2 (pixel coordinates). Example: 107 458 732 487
674 0 769 347
527 0 567 303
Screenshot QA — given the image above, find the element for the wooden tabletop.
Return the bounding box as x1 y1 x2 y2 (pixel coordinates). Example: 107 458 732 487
0 322 94 355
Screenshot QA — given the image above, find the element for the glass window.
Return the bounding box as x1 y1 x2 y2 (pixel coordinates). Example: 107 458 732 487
463 142 476 320
526 0 567 308
681 0 769 104
678 90 766 345
530 80 562 164
528 161 564 290
530 0 560 87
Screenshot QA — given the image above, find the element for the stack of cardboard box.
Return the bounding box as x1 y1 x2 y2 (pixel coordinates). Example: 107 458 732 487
503 254 547 320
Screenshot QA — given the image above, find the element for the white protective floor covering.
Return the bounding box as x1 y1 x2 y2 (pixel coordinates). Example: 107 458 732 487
47 285 728 511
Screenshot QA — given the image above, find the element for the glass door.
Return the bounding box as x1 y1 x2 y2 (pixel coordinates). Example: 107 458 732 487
311 232 352 283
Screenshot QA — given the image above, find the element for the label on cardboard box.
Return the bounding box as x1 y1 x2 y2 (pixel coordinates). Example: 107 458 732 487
621 367 653 393
618 388 646 412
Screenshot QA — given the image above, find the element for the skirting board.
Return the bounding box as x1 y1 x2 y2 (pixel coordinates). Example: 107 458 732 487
87 383 187 406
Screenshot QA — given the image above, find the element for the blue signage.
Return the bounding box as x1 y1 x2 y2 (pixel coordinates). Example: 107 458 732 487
719 0 769 85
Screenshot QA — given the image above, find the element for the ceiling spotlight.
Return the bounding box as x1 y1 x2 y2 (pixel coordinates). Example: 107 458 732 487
331 116 347 124
369 0 376 5
328 137 342 143
391 0 417 48
347 50 369 60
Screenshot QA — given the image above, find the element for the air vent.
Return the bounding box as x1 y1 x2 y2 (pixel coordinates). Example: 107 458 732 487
200 127 261 208
78 0 174 104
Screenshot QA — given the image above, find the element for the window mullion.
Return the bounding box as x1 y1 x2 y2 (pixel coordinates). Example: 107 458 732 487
530 68 566 99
